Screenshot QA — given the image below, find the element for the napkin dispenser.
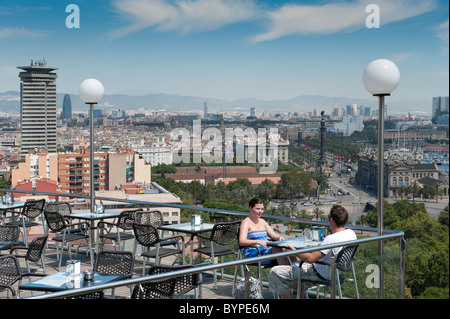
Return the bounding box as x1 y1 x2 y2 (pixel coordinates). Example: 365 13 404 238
312 226 325 241
67 259 81 277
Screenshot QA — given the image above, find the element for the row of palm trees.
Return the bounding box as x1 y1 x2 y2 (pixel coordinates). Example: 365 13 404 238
396 181 444 202
265 204 327 222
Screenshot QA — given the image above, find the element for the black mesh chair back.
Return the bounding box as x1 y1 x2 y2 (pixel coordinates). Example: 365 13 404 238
209 220 240 245
148 264 201 297
24 235 48 263
0 255 22 298
93 250 135 298
335 245 358 272
116 210 139 231
133 222 160 247
22 199 46 219
131 279 176 299
44 210 67 233
94 250 135 278
66 291 105 299
135 210 163 227
0 225 21 251
45 202 72 217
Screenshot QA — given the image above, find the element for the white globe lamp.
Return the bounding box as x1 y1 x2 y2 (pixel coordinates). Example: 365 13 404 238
363 59 400 96
79 78 104 104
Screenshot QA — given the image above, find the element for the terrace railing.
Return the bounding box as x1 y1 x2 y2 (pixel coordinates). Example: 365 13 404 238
1 189 405 299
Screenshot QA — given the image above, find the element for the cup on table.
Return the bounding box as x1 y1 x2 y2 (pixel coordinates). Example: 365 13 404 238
304 229 312 243
66 260 74 276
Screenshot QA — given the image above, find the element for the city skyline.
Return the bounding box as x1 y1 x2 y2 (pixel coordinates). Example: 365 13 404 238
0 0 448 110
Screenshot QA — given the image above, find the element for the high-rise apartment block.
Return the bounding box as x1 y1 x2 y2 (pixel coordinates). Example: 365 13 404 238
17 59 58 157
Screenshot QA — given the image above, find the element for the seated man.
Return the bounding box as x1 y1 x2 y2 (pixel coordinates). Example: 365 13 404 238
268 204 356 298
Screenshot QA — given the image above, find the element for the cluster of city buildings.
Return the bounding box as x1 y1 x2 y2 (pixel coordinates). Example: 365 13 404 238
0 60 448 206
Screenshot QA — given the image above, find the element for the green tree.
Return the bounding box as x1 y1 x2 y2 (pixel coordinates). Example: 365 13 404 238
407 181 420 202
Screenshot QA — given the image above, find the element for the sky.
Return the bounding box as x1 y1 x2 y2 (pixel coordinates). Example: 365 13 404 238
0 0 448 105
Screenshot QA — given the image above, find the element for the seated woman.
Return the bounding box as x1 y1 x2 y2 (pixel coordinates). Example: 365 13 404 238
239 197 290 266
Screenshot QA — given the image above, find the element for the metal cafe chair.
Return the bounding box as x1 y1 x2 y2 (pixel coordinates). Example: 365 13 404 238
233 226 274 294
93 250 135 298
131 277 176 299
0 255 46 299
298 245 359 299
132 222 185 275
193 220 241 289
5 199 46 246
8 235 49 276
43 209 94 270
0 225 22 252
135 210 177 248
148 264 202 299
98 209 142 251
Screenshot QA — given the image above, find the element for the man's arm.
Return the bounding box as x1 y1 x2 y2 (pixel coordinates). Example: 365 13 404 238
285 245 325 263
298 250 325 263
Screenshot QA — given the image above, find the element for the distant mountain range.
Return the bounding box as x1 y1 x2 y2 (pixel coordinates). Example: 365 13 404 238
0 91 431 115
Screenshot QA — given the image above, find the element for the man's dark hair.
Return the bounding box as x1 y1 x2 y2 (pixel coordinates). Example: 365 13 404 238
328 204 349 227
249 197 263 208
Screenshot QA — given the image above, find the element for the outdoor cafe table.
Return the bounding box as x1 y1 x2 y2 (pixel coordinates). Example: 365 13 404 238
0 202 26 224
67 211 122 257
19 271 124 294
268 236 322 249
158 222 216 264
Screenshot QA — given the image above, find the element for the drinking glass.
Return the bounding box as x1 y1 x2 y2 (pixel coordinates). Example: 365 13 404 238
304 229 312 243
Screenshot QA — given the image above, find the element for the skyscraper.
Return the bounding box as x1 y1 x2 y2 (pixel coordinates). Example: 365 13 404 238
432 96 449 123
203 101 208 119
62 94 72 120
17 59 58 157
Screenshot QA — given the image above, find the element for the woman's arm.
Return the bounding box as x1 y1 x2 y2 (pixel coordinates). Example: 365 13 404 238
265 220 284 242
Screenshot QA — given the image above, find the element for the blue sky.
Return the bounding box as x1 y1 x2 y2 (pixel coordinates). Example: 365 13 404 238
0 0 448 105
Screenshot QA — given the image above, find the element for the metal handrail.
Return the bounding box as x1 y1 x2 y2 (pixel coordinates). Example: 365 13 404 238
1 188 405 299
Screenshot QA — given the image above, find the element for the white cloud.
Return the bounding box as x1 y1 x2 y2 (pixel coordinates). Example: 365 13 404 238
249 0 437 43
0 26 48 39
436 19 449 43
110 0 257 39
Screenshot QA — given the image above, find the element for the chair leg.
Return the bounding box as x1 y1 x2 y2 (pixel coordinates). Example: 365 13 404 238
351 263 359 299
57 243 64 271
336 270 343 299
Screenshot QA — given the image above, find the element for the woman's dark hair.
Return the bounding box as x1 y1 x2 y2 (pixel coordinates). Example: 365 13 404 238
328 204 349 227
249 197 263 208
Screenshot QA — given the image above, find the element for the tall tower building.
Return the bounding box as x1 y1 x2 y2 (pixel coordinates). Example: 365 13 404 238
203 101 208 119
17 59 58 157
62 94 72 120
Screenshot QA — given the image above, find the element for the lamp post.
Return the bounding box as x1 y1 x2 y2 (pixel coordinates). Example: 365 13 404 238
363 59 400 298
79 79 104 212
